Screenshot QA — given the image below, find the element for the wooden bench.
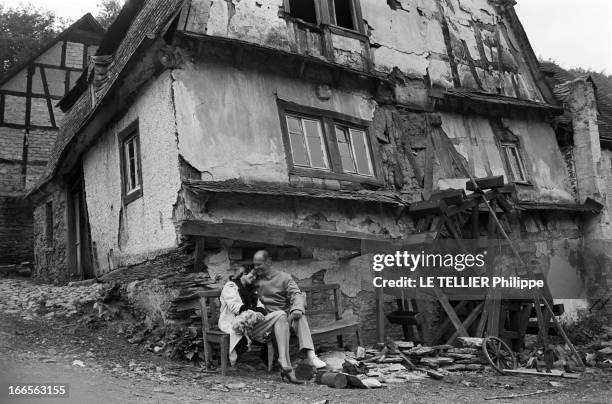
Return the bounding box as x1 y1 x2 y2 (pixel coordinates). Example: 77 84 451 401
199 283 362 375
301 283 363 349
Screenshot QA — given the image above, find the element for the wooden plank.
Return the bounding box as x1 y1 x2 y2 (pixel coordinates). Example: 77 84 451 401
503 369 580 379
429 188 466 205
433 286 468 337
466 175 504 191
494 192 513 213
180 220 288 245
408 199 448 218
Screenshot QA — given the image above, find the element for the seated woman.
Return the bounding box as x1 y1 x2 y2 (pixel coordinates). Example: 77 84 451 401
218 266 305 383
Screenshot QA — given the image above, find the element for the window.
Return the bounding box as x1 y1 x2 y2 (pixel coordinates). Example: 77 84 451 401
118 120 143 204
502 143 527 183
279 101 379 184
332 0 355 30
288 0 318 24
45 202 53 247
335 125 373 176
286 115 329 170
285 0 364 33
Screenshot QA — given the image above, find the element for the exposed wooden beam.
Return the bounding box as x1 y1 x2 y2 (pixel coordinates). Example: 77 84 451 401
179 219 435 252
39 66 57 128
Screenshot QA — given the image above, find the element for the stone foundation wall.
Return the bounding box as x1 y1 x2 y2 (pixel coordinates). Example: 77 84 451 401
0 196 33 264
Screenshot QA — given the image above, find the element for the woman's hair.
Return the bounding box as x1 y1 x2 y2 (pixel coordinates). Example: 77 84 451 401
230 265 255 282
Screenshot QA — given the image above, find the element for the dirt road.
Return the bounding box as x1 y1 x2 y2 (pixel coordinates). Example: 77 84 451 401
1 312 612 404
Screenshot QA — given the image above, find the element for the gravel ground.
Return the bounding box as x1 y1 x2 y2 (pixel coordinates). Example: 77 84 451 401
1 277 611 403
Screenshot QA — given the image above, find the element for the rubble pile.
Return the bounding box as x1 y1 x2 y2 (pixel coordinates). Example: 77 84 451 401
582 325 612 368
317 337 488 388
0 278 107 319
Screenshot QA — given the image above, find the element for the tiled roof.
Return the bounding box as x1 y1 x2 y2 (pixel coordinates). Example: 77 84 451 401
183 179 407 206
30 0 185 196
540 61 612 140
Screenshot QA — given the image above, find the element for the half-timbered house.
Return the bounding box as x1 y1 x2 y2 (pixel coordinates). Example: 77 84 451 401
0 14 104 266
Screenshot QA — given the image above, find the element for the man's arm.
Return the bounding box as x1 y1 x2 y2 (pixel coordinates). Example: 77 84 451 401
286 277 306 314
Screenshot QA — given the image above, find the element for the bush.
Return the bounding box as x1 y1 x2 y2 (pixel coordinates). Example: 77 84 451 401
562 309 606 346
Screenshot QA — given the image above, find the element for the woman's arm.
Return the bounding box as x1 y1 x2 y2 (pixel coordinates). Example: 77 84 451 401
220 282 244 315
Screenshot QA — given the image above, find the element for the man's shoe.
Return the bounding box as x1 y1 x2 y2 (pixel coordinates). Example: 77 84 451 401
307 356 326 369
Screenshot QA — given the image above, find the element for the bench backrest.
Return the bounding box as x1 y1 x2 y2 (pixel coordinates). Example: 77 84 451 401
199 289 222 332
301 283 342 321
199 283 343 332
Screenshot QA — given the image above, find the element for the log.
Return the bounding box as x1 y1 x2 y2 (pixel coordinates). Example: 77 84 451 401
320 372 348 388
427 370 444 380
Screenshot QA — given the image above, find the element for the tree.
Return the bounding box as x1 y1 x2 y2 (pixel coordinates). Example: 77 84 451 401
0 4 67 78
96 0 123 30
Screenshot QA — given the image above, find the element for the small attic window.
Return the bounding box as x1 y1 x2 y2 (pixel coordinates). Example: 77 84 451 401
288 0 318 24
333 0 355 30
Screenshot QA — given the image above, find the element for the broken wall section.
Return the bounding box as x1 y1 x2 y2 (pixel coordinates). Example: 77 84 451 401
32 190 68 283
179 0 548 107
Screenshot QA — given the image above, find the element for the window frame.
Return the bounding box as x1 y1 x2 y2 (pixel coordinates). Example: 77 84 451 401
118 120 143 205
501 142 530 185
283 0 365 35
285 113 331 171
328 0 363 34
278 100 382 186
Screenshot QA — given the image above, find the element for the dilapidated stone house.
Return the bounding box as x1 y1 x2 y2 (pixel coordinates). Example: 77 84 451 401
541 62 612 315
0 15 104 265
26 0 610 343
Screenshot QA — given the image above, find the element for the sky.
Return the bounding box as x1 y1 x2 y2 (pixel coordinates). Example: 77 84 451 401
1 0 611 74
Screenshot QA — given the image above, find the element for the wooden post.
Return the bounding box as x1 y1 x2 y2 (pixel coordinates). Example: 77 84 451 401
376 286 385 343
194 237 206 272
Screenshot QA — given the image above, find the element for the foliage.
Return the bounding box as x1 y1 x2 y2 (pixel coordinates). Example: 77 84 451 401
0 4 68 78
96 0 123 30
562 309 606 346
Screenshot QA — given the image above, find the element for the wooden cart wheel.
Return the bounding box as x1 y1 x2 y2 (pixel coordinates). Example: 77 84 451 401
482 336 517 375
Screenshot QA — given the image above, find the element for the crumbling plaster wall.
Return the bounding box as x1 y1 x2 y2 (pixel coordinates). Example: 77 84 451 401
182 0 545 103
439 112 574 202
82 71 181 274
172 59 375 182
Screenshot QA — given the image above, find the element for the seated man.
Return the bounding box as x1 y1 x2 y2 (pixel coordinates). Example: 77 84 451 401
253 250 326 370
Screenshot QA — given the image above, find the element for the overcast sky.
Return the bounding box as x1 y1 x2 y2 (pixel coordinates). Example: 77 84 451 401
2 0 611 73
